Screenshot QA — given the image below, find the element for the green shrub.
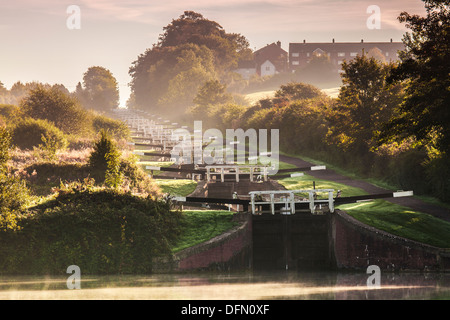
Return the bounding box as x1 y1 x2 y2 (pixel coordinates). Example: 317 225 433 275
275 82 325 101
10 118 68 151
119 156 161 196
0 172 31 232
0 127 31 231
0 186 182 274
0 126 10 169
105 147 123 189
88 130 120 180
21 162 92 196
20 85 91 136
92 114 130 140
0 104 21 121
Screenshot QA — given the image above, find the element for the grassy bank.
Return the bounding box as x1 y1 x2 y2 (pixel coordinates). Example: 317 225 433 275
339 200 450 248
278 173 368 197
281 151 450 210
0 187 183 275
171 210 238 253
155 179 197 196
279 173 450 248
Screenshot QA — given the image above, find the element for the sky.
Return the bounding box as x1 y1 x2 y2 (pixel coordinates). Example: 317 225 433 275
0 0 427 107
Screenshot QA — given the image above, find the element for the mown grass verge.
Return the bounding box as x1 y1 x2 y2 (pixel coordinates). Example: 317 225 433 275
279 174 450 248
278 173 368 197
339 200 450 248
280 151 450 209
171 210 238 253
155 179 197 196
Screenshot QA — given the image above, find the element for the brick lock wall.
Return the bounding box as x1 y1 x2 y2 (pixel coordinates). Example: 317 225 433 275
332 210 450 271
175 214 253 271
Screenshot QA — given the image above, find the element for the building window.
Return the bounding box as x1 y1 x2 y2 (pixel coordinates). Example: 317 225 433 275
350 52 358 57
385 52 389 57
338 60 343 65
337 52 345 57
266 66 271 71
306 52 310 57
292 52 299 57
292 61 299 65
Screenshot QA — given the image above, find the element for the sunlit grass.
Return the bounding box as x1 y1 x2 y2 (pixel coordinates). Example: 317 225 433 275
278 173 367 197
280 151 450 210
339 200 450 248
245 90 276 105
172 210 238 253
279 174 450 248
154 179 197 196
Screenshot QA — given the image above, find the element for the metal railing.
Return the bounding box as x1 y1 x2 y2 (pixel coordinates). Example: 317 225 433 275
249 189 335 215
206 165 271 182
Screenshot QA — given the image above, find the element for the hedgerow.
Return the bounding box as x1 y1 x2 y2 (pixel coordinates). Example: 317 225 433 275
0 184 182 275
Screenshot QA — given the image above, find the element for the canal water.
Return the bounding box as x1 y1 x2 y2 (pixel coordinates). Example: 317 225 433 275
0 271 449 300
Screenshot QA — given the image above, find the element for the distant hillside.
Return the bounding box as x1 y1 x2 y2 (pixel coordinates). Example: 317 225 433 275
321 87 339 98
244 87 339 106
244 90 276 105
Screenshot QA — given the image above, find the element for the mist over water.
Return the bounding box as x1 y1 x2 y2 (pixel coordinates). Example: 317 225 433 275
0 271 449 300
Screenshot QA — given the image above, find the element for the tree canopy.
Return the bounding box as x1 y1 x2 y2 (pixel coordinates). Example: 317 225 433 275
378 0 450 156
275 82 325 102
20 85 90 135
79 66 120 112
129 11 251 114
327 54 403 154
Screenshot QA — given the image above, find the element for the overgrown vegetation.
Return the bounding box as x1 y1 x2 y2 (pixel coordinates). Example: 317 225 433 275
0 1 448 275
0 127 32 232
11 117 68 151
0 183 182 275
0 79 170 275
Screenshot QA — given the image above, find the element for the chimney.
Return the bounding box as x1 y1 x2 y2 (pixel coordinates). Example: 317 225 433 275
277 41 281 47
303 39 306 44
361 39 364 43
332 38 335 43
390 38 393 43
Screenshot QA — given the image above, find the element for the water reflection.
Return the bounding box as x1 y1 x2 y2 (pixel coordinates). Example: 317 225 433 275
0 272 449 300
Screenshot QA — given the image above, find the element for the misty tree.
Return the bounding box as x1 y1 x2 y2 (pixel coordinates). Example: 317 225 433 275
129 11 251 113
131 43 217 113
193 80 233 108
20 84 90 135
274 82 325 101
296 53 339 84
157 11 251 71
0 82 7 96
1 82 70 106
367 47 387 63
81 66 119 112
